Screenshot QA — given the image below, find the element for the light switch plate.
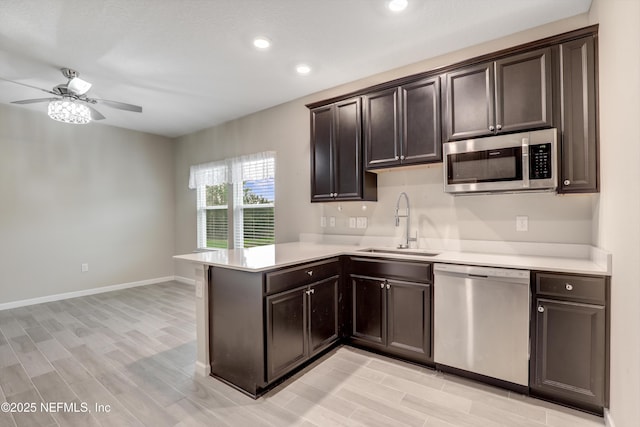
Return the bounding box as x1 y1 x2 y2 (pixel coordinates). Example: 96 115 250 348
195 281 203 298
329 217 336 227
81 263 89 273
320 216 327 228
349 217 356 228
356 217 367 229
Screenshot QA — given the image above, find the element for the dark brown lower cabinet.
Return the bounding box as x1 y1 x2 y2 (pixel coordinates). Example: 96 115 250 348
266 286 307 381
266 276 339 382
531 272 608 413
351 272 431 363
352 277 386 344
309 277 340 354
387 280 431 359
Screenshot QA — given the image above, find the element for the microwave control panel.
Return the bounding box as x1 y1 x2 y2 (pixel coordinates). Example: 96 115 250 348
529 143 552 180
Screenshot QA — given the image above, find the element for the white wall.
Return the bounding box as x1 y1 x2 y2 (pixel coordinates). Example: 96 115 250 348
0 104 176 305
174 14 594 278
589 1 640 426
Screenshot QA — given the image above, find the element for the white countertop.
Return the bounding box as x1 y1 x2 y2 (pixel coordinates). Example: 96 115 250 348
173 241 611 276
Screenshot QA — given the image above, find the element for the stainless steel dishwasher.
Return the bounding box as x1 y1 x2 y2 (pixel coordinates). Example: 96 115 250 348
434 263 530 386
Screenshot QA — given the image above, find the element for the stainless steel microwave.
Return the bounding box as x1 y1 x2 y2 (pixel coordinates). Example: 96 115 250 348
443 128 558 194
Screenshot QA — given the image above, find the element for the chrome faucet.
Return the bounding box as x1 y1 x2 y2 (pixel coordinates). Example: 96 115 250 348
395 192 416 249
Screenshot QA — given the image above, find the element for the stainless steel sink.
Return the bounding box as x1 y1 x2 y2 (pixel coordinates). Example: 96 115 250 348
357 248 438 257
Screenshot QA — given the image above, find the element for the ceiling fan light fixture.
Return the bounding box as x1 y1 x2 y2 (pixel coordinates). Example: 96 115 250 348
48 98 92 124
67 77 92 95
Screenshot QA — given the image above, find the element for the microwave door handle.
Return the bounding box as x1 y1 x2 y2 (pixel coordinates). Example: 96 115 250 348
522 138 530 188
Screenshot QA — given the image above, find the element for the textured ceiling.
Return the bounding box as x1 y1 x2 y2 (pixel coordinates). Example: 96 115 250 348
0 0 592 138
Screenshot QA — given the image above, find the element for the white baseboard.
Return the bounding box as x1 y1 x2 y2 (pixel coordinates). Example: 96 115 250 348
604 409 615 427
0 276 180 311
194 361 211 377
174 275 196 286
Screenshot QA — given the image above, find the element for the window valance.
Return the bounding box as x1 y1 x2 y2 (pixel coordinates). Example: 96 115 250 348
188 151 275 189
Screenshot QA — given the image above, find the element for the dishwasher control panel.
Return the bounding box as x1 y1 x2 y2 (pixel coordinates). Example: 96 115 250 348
434 263 529 280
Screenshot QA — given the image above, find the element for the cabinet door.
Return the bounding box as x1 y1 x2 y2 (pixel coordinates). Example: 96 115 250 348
364 87 401 168
401 77 442 164
495 48 553 133
266 287 307 381
334 98 363 199
533 298 605 408
445 62 495 141
559 36 598 193
351 276 386 345
386 280 431 361
310 105 334 201
308 276 340 356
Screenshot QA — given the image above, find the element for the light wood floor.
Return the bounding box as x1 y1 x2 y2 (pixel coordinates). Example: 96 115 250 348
0 281 605 427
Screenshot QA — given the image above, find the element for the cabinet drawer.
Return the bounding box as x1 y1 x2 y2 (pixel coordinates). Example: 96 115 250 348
265 258 340 295
349 257 432 282
535 272 606 303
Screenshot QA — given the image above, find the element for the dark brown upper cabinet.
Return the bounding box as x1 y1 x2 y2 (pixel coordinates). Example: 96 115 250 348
445 47 553 141
308 26 599 194
310 98 377 202
364 76 442 170
558 36 598 193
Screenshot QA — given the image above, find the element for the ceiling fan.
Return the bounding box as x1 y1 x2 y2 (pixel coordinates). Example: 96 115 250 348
1 68 142 123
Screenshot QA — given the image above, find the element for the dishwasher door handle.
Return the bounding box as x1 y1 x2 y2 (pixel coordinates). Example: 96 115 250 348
468 274 489 279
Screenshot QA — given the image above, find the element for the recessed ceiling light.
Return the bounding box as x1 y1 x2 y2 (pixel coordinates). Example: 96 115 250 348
253 37 271 50
387 0 408 12
296 64 311 75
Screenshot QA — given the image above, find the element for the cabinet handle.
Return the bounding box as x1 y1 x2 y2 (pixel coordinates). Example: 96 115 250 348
380 282 385 289
306 270 313 276
489 125 495 132
400 155 405 160
395 156 399 160
537 305 545 313
306 289 315 295
386 284 390 290
564 180 571 186
496 124 502 131
565 283 573 291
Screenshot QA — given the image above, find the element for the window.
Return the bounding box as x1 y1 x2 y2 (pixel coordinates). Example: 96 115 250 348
190 152 275 250
203 183 229 249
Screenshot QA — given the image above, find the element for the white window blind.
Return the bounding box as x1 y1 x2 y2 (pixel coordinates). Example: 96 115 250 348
190 152 275 250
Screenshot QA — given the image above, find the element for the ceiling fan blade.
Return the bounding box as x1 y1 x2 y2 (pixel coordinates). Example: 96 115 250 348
11 98 57 105
0 77 58 95
93 98 142 113
84 104 106 120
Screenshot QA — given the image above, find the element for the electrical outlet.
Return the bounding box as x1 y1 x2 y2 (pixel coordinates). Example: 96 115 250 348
320 216 327 228
195 281 203 298
349 217 356 228
356 217 368 229
81 263 89 273
329 216 336 227
516 215 529 232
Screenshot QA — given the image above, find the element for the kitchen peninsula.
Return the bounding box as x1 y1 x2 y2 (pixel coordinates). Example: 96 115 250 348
175 238 610 413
